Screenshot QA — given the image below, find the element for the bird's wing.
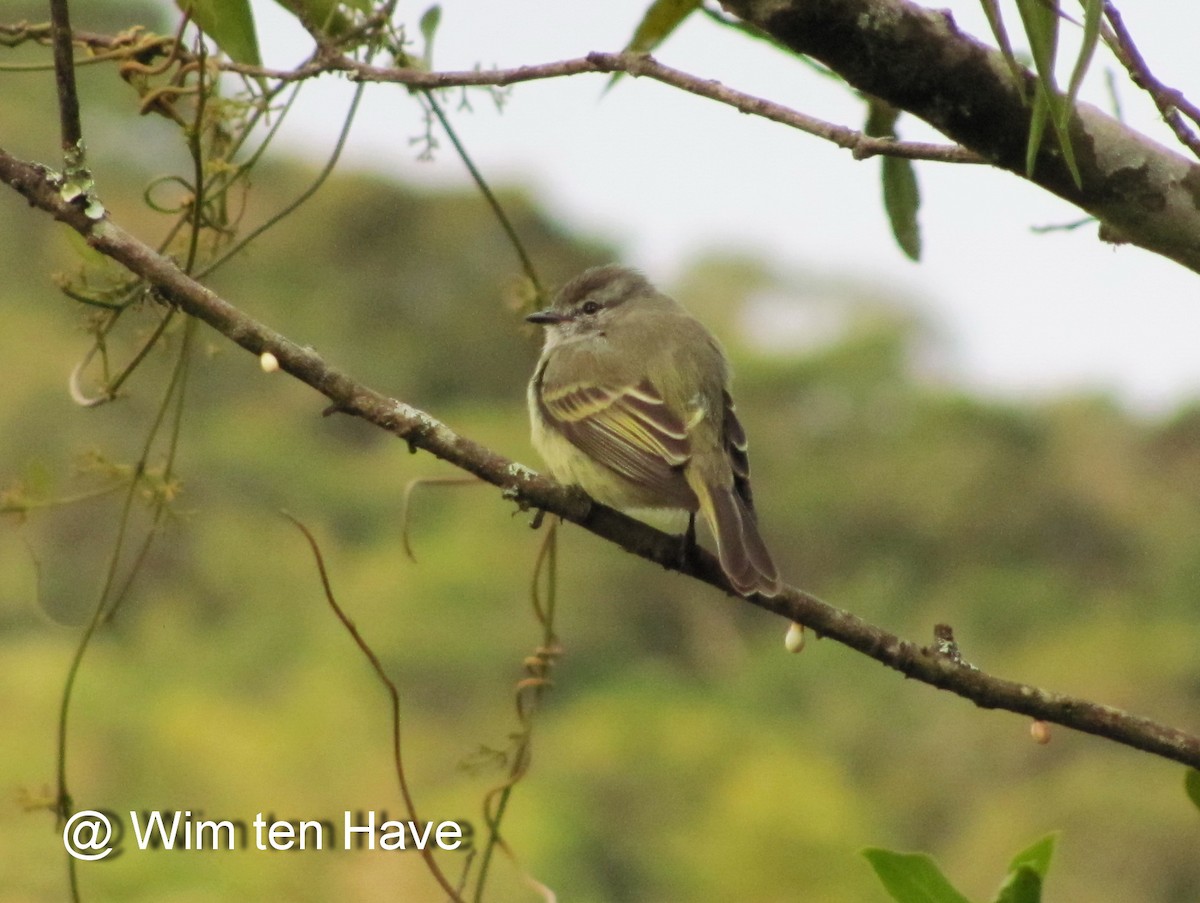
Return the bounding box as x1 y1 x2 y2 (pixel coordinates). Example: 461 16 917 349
536 376 692 491
721 389 755 515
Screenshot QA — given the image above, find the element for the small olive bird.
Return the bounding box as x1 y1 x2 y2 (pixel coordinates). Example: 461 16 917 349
526 265 782 598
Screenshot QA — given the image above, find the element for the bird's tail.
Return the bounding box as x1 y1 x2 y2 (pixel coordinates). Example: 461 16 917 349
693 479 782 598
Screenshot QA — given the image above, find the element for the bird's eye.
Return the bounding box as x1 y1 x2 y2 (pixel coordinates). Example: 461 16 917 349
580 300 602 315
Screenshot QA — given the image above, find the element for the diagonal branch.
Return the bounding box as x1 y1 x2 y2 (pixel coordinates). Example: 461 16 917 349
335 52 983 164
2 144 1198 770
1102 2 1200 160
0 24 981 164
720 0 1200 275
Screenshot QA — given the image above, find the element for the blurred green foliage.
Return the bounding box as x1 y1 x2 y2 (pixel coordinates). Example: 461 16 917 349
2 3 1200 902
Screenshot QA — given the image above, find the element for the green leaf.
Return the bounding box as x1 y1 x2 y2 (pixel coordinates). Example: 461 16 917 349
64 226 110 267
1013 0 1081 187
1185 768 1200 812
271 0 363 37
1013 0 1058 94
991 833 1057 903
864 96 899 138
1013 0 1056 175
177 0 261 66
862 848 973 903
623 0 702 53
1048 99 1082 189
882 155 922 261
1007 832 1057 878
1067 0 1102 104
978 0 1027 101
419 5 442 68
994 867 1043 903
606 0 702 92
1024 80 1051 178
865 99 922 262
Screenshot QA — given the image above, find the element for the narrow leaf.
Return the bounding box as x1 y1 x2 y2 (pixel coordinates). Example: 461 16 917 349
978 0 1027 101
864 96 900 138
991 833 1057 903
1013 0 1082 187
862 848 973 903
419 4 442 68
882 156 922 261
177 0 260 66
1067 0 1103 103
624 0 702 53
1185 768 1200 812
1014 0 1059 88
606 0 702 92
1025 81 1051 177
1007 832 1057 878
1047 93 1082 188
866 99 922 261
994 867 1043 903
1013 0 1058 177
419 5 442 43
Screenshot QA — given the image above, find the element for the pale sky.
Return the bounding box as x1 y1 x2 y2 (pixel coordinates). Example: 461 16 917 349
245 0 1200 411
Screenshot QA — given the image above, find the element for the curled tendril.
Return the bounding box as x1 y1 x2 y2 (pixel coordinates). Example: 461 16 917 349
56 283 128 311
68 343 114 408
398 475 481 561
143 174 194 214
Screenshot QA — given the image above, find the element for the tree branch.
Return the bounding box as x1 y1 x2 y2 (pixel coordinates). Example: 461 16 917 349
1102 2 1200 159
0 25 981 164
342 52 984 164
720 0 1200 275
48 0 83 154
3 144 1197 770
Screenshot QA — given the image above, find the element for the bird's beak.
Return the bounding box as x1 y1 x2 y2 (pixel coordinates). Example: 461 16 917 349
525 308 569 325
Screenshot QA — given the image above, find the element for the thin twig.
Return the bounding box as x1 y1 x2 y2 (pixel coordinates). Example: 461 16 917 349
103 306 176 399
399 476 481 562
197 79 366 279
0 481 127 515
473 521 559 901
56 190 202 895
48 0 82 154
6 22 992 165
283 513 466 903
1102 2 1200 160
424 91 548 301
223 50 983 165
182 35 206 274
0 22 174 63
102 317 196 625
57 314 195 898
58 465 139 901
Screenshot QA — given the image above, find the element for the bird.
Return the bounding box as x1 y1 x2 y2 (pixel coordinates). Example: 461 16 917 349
525 264 782 598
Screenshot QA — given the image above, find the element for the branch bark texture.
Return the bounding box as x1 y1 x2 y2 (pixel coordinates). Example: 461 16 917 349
48 0 83 154
2 145 1197 770
721 0 1200 274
